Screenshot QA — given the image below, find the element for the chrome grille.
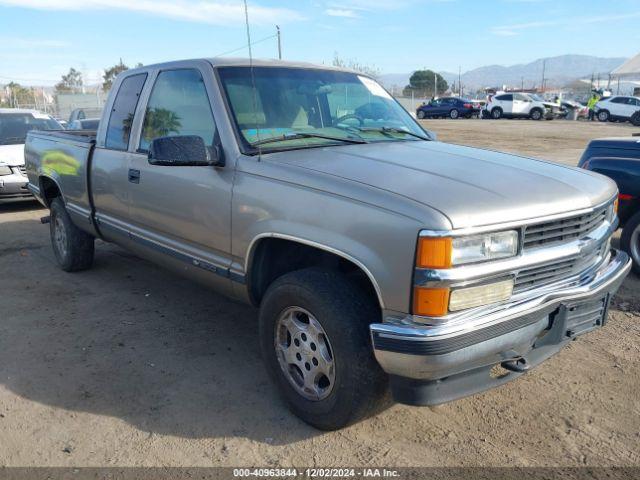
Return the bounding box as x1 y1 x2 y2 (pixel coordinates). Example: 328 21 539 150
523 206 608 249
514 258 577 292
514 243 607 294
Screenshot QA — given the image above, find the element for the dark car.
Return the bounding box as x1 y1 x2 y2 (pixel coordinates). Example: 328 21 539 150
416 97 479 120
579 136 640 273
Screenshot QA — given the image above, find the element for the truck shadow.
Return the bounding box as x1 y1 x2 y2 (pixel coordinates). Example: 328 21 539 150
0 198 44 214
0 221 321 445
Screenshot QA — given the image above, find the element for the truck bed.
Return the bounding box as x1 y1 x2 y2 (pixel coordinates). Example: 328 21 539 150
25 129 97 235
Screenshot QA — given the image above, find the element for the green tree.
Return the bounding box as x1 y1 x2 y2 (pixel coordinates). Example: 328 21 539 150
102 59 129 92
55 68 83 93
404 70 448 97
2 82 35 107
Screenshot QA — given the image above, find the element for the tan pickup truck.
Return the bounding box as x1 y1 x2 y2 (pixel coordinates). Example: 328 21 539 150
25 58 631 430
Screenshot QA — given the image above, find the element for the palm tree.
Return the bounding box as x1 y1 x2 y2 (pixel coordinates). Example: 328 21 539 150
142 108 182 143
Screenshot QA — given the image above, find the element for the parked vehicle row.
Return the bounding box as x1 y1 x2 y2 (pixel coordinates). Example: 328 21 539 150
416 94 640 126
25 58 631 430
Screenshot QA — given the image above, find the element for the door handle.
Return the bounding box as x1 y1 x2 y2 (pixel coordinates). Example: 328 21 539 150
128 169 140 184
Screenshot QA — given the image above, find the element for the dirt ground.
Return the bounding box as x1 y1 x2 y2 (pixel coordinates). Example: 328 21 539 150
1 119 639 468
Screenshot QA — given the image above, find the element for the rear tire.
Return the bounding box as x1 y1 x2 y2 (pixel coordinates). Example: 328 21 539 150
597 110 610 122
621 211 640 275
259 268 389 430
491 107 503 119
50 198 94 272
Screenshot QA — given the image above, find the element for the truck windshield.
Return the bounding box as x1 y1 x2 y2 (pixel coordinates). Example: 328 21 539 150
0 113 61 145
218 66 429 153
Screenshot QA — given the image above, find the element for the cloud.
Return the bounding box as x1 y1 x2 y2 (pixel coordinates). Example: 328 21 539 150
325 8 358 18
0 0 305 25
491 11 640 36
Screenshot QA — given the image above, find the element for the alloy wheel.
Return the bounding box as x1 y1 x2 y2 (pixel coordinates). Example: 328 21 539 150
274 307 336 401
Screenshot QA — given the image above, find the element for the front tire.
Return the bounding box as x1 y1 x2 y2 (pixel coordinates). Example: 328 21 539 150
449 109 459 119
417 110 426 119
631 111 640 127
259 268 388 430
50 197 94 272
530 108 543 120
621 211 640 275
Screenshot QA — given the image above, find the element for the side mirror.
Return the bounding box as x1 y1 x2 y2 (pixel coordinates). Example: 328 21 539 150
148 135 225 167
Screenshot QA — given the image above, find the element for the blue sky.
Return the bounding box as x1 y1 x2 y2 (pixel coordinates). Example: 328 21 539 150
0 0 638 86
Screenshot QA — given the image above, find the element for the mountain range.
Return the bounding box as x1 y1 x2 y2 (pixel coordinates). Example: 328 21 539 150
379 55 628 92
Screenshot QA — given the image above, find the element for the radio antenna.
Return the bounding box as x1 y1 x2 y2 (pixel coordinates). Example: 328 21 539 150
244 0 262 159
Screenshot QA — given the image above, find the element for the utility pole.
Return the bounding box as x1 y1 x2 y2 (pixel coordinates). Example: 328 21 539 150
458 66 461 96
540 59 546 92
434 71 437 98
276 25 282 60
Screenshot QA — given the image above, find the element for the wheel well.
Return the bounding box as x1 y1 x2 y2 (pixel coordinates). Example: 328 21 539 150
39 176 61 207
247 238 381 312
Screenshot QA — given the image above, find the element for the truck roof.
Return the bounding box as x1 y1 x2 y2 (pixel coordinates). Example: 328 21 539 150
125 57 360 75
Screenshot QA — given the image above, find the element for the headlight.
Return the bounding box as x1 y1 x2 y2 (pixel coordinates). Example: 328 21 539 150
413 278 514 317
0 164 12 176
449 279 514 312
417 230 518 269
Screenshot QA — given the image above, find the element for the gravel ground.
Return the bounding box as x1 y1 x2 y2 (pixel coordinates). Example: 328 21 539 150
0 119 638 468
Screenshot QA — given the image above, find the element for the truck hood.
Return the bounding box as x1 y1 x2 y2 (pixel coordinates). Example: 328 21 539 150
0 144 25 167
266 141 617 229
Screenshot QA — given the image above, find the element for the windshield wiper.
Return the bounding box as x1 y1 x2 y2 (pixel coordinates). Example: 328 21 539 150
251 132 367 147
357 127 431 141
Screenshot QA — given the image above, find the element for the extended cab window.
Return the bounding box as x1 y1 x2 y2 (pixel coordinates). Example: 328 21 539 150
105 73 147 150
139 69 216 152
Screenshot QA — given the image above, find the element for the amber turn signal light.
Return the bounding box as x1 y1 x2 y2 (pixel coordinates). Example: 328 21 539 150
416 237 452 269
413 287 450 317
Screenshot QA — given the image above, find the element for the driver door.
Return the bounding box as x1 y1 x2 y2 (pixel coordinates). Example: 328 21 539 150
127 66 235 294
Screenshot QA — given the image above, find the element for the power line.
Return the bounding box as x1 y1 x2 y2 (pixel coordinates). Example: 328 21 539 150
212 33 277 58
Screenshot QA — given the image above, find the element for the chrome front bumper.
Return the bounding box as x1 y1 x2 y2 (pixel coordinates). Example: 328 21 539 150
370 249 631 406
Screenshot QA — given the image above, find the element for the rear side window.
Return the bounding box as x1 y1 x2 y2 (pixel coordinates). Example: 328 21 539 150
139 69 216 152
610 97 626 104
495 94 513 101
105 73 147 150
